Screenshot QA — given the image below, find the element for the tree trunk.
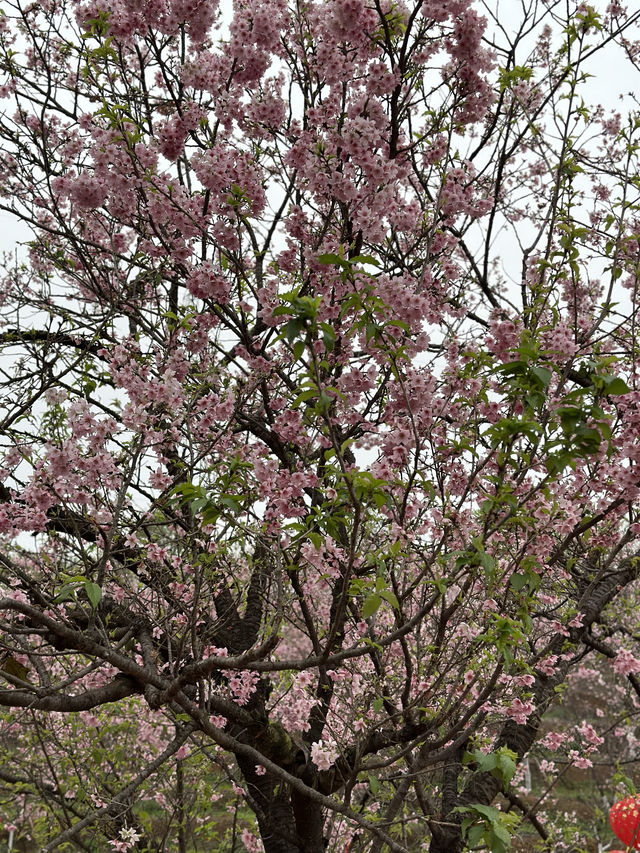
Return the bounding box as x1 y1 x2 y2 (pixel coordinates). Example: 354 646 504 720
428 830 464 853
291 786 326 852
237 755 326 853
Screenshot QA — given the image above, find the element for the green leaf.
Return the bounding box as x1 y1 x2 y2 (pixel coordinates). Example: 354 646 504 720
362 594 382 618
202 507 220 526
307 531 323 550
495 360 526 377
467 824 485 847
317 252 347 268
379 590 400 610
320 322 336 350
434 578 447 595
498 64 533 92
285 318 305 341
604 376 630 395
497 749 517 786
530 366 552 387
84 581 102 610
220 496 241 514
54 583 79 603
0 654 31 682
466 803 503 822
372 491 388 509
189 497 208 513
510 573 527 592
348 254 380 267
291 388 319 408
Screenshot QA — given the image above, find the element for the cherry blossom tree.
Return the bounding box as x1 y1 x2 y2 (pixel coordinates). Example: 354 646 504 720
1 0 640 850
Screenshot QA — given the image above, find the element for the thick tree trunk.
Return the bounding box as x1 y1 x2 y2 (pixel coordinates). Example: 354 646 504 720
256 799 302 853
255 795 325 853
237 754 326 853
428 830 464 853
428 747 466 853
291 786 326 852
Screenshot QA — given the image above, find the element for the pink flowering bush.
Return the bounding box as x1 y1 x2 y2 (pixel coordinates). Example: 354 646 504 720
0 1 639 852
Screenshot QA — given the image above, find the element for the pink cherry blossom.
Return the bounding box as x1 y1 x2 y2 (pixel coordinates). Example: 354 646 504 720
613 648 640 676
310 740 338 772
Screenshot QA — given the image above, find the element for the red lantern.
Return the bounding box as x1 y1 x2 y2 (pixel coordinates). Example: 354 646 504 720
610 795 640 849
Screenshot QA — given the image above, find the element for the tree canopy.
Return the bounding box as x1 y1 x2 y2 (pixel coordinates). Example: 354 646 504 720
1 0 640 851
